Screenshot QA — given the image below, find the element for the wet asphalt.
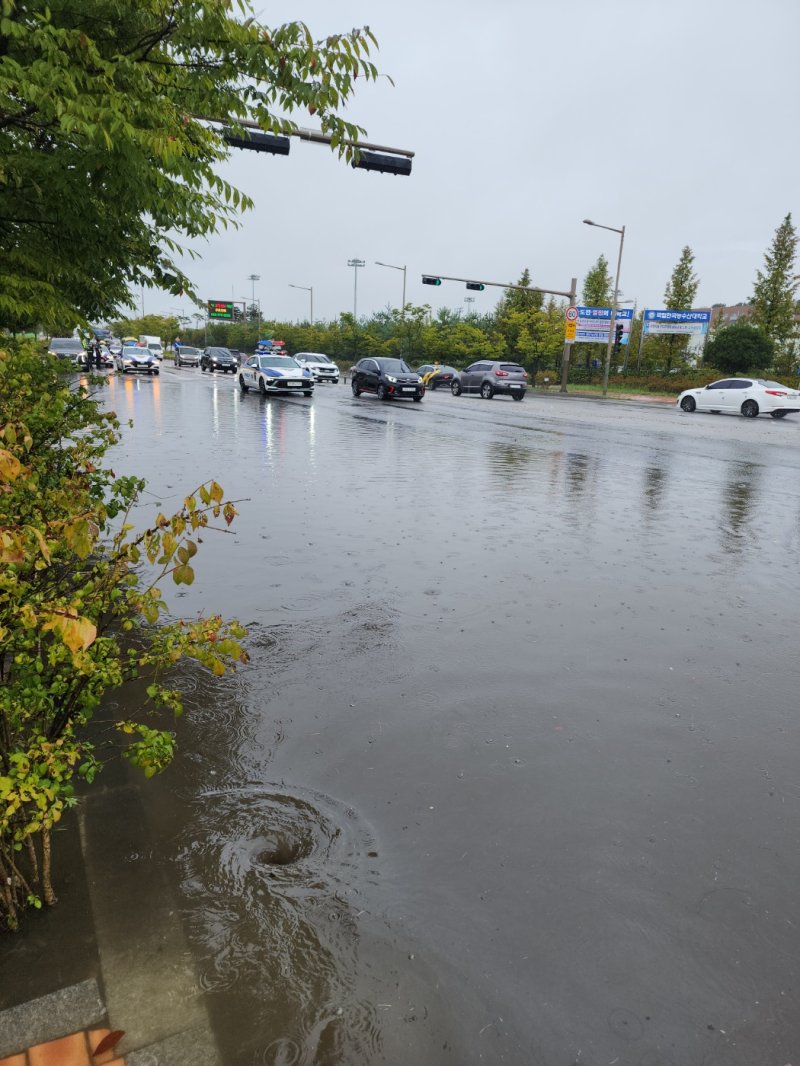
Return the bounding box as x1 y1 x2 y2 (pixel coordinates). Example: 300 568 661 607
81 369 800 1063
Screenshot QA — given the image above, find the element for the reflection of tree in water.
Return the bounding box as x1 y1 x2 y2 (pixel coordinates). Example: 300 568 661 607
720 461 761 553
486 441 534 474
565 452 594 497
642 463 668 517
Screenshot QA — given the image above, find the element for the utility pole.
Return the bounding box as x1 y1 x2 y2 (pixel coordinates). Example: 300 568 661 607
288 284 314 324
559 277 578 393
375 261 407 316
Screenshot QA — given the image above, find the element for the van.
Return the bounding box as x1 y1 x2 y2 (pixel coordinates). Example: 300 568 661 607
139 334 163 359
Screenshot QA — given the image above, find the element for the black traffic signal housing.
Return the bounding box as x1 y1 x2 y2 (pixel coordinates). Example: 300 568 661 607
422 276 442 286
466 282 485 291
614 321 624 353
353 150 412 176
223 129 291 155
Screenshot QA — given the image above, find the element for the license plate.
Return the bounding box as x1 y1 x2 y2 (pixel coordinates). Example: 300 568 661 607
510 384 522 388
286 381 301 387
402 387 415 393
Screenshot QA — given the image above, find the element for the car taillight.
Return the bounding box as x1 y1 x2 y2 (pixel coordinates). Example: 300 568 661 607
765 389 787 396
495 369 509 377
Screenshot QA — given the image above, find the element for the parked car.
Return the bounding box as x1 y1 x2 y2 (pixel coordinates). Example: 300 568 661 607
47 337 86 367
677 377 800 418
238 354 314 396
116 346 159 375
294 352 340 385
175 345 201 368
351 358 425 402
415 364 459 390
201 347 237 374
451 360 527 400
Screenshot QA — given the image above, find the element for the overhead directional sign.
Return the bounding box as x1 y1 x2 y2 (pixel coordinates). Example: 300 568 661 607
643 309 711 336
208 300 235 321
576 306 634 345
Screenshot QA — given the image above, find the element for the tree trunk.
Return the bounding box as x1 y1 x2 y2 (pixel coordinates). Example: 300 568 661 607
42 827 57 906
26 834 39 884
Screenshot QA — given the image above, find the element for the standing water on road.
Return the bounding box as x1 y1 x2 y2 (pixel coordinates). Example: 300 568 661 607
88 372 800 1063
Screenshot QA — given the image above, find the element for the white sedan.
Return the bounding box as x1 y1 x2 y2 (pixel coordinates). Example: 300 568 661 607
677 377 800 419
238 354 314 396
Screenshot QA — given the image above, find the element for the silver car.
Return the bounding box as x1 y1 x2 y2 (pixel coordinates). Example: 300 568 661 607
175 345 201 368
451 360 527 400
294 352 340 384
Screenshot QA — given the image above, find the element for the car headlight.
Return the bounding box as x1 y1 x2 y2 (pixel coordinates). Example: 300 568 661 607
387 375 397 383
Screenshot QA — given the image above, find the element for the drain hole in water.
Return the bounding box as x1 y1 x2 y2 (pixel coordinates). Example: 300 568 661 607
254 833 309 867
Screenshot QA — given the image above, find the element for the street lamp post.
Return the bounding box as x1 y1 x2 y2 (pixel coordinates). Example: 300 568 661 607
347 258 365 321
246 273 261 334
464 296 476 315
347 259 365 360
374 260 407 315
288 284 314 325
583 218 626 397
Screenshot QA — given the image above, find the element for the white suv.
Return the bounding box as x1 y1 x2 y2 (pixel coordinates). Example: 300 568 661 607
294 352 340 385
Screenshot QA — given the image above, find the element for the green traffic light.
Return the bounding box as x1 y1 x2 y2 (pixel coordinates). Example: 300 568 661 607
422 276 442 286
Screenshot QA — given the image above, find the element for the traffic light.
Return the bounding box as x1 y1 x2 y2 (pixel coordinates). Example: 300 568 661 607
223 130 291 155
466 282 485 291
422 276 442 286
352 150 412 176
614 322 624 353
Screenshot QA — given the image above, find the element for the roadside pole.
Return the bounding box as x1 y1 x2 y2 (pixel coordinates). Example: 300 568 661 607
559 277 578 393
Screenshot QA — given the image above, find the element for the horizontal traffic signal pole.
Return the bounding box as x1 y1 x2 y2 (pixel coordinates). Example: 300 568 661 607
421 273 574 300
213 115 414 174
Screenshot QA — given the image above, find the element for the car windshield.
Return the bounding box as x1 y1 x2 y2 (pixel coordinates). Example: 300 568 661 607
304 354 331 363
258 356 300 369
500 364 525 373
181 347 198 355
51 338 81 350
376 359 412 373
209 348 232 356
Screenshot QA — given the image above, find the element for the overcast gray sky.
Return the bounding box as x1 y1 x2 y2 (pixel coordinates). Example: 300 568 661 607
153 0 798 324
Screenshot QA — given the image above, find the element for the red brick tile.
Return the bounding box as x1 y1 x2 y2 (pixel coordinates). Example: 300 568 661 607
102 1060 124 1065
28 1032 90 1066
0 1054 27 1066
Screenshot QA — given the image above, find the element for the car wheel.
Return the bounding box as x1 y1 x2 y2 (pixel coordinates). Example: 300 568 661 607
239 374 248 393
430 381 437 391
680 396 696 412
480 382 494 400
259 377 267 396
413 394 423 402
377 383 389 401
770 410 788 418
741 400 759 418
303 390 312 397
512 391 524 401
451 380 462 396
351 381 362 397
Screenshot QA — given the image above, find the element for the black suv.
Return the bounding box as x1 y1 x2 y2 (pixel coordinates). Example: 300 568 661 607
452 360 527 400
351 358 424 402
201 347 237 374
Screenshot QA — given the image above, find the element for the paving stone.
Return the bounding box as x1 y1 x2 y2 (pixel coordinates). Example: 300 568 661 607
0 1054 27 1066
0 981 105 1059
125 1025 220 1066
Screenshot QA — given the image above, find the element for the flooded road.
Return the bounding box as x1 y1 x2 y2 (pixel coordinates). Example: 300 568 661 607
100 370 800 1064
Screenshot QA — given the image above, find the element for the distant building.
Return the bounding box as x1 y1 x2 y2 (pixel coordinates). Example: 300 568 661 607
699 303 800 328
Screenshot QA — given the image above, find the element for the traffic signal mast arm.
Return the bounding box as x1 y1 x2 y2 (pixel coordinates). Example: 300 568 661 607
421 273 574 300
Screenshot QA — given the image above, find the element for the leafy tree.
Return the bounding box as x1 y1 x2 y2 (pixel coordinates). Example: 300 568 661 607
751 213 799 373
0 3 382 332
495 269 545 365
704 322 774 375
581 255 612 306
660 245 700 370
0 346 247 929
108 315 180 342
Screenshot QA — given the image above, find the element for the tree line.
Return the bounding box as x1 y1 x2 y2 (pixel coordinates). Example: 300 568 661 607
114 214 799 382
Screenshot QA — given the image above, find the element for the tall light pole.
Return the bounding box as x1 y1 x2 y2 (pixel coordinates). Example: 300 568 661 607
246 273 261 334
347 258 365 321
583 219 625 397
347 259 365 360
374 260 407 315
464 296 476 315
288 283 314 325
